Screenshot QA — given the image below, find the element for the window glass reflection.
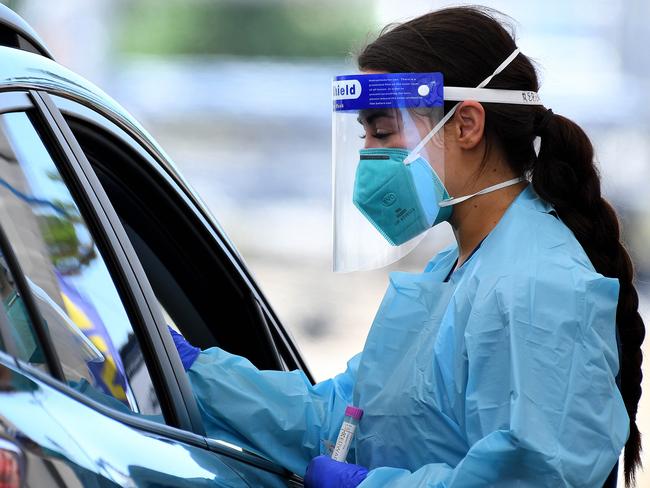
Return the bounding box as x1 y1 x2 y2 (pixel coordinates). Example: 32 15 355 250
0 111 161 419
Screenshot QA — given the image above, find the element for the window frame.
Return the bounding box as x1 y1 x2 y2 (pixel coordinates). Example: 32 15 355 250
65 113 285 370
49 94 313 381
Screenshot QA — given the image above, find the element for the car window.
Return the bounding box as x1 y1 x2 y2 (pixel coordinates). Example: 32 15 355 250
0 110 162 419
61 111 287 374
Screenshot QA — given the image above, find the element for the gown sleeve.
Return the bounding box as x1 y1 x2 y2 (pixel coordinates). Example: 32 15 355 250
187 348 361 476
358 271 629 487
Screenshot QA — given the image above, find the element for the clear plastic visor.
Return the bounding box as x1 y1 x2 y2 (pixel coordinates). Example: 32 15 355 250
332 73 446 272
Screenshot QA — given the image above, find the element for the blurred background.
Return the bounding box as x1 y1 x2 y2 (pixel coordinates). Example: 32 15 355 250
5 0 650 483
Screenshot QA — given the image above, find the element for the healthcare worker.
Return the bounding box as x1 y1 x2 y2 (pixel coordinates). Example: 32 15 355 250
172 6 645 487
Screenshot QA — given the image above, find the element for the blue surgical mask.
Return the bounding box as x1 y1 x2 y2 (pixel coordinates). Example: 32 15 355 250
352 148 452 246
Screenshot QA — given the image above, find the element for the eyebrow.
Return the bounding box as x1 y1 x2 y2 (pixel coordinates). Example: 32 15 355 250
357 109 395 125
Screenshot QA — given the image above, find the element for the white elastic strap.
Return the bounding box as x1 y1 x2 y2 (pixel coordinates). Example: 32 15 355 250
403 101 461 165
438 176 526 207
476 48 521 89
403 48 529 165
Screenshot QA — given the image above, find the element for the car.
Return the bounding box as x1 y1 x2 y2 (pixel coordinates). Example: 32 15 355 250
0 5 312 487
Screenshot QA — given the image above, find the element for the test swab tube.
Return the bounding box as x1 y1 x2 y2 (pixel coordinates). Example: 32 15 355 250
331 406 364 462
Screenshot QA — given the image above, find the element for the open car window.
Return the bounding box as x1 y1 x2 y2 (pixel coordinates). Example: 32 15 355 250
57 105 286 374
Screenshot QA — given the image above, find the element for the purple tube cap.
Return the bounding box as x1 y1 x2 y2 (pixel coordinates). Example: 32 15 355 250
345 405 364 420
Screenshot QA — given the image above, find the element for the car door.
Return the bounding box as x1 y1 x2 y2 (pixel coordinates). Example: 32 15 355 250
0 88 303 487
36 92 309 485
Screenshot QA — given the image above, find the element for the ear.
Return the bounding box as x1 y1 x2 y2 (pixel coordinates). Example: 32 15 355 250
452 101 485 149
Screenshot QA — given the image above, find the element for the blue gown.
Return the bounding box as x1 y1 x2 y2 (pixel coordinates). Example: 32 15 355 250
188 185 628 486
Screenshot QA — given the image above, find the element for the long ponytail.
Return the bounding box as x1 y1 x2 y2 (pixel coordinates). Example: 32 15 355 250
531 109 645 486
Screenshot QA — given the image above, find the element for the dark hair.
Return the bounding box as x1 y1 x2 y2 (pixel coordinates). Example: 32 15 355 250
358 6 645 486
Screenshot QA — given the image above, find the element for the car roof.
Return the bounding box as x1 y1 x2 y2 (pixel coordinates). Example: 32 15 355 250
0 4 53 60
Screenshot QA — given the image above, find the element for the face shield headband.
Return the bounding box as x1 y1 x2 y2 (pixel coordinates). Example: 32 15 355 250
404 48 541 164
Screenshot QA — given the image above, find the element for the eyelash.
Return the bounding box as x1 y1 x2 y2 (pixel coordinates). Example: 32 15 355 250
359 132 391 140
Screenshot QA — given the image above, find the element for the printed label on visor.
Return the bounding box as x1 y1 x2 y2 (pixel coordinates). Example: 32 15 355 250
333 73 443 112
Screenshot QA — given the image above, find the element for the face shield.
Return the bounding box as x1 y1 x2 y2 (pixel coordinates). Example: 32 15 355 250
332 73 447 272
332 48 543 272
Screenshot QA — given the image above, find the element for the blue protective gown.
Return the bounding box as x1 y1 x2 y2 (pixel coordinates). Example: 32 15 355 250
188 185 628 487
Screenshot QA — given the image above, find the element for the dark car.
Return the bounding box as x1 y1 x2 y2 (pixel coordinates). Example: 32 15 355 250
0 5 312 486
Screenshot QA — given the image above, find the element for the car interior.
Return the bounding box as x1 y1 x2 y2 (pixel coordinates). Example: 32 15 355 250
65 116 284 372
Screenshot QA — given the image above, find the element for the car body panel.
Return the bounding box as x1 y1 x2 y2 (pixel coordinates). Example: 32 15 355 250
0 352 254 487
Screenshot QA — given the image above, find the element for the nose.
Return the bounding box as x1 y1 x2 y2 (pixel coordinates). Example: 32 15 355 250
363 139 384 149
364 139 409 150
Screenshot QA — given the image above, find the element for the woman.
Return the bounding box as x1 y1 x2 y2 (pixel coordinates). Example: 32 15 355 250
174 7 644 487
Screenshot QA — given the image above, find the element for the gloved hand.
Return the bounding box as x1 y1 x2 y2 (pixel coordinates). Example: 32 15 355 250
304 455 368 488
167 325 200 370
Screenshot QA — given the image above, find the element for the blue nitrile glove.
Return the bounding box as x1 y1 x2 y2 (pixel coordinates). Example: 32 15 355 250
304 456 368 488
167 325 200 370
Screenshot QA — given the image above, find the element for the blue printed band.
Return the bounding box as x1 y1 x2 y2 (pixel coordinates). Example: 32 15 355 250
333 73 444 112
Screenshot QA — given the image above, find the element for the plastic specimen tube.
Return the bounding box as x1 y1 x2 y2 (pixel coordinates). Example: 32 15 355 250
331 406 364 462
